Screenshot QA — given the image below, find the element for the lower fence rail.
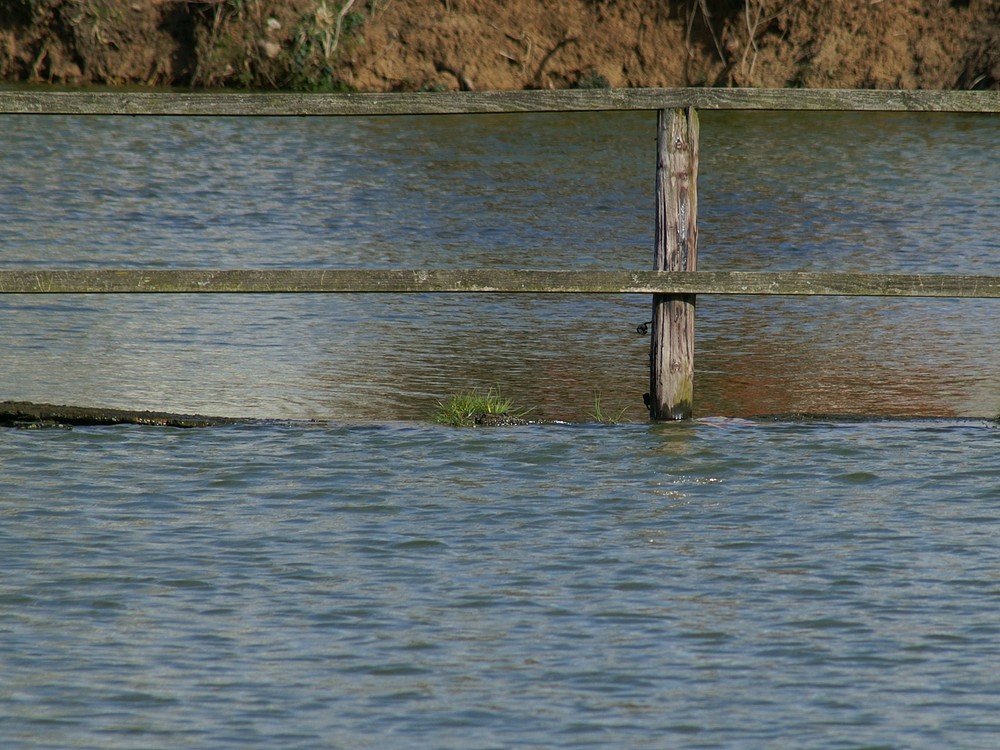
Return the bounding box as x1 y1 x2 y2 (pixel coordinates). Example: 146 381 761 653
2 269 1000 297
4 267 997 422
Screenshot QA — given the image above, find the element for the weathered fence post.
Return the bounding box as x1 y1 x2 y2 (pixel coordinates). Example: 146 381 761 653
650 107 699 420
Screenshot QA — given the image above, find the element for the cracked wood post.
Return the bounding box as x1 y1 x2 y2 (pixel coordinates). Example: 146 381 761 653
650 107 699 420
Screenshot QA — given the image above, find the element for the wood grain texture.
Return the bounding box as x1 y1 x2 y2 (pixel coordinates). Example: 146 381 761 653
2 88 998 116
4 270 995 296
650 108 699 420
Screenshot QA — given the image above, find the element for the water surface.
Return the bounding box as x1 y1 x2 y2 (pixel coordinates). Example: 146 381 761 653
2 107 1000 749
3 419 1000 749
2 110 997 420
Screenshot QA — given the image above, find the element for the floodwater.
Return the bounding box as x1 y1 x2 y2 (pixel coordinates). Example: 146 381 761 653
2 108 1000 749
1 109 998 420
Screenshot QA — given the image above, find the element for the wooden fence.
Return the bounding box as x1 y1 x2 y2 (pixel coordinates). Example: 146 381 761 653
2 87 998 420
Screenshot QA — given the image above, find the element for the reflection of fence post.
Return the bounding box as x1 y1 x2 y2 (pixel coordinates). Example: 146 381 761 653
650 107 699 420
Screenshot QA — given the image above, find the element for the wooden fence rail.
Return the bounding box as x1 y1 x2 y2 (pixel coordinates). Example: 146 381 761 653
1 88 999 116
3 270 1000 297
2 87 998 420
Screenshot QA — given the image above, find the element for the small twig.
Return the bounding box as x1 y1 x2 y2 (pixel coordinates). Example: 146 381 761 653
329 0 357 59
687 0 726 66
30 40 50 81
435 61 473 91
739 0 762 80
491 25 533 75
528 34 578 88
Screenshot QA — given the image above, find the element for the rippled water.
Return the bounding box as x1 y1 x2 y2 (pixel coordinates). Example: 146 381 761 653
3 419 1000 749
1 110 998 420
2 106 1000 748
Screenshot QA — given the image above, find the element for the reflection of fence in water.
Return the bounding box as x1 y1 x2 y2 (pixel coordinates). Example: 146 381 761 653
2 88 998 420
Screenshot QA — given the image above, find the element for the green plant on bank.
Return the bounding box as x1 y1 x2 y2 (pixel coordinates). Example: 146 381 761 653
432 388 529 427
191 0 271 88
288 0 364 91
573 67 611 89
590 393 630 424
190 0 364 90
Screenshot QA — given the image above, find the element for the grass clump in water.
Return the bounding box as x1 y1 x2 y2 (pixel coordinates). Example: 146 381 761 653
590 392 630 424
432 388 529 427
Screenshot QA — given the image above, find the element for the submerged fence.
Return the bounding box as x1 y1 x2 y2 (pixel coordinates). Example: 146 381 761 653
2 87 999 420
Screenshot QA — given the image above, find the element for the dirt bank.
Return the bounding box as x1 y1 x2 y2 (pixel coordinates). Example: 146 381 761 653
1 0 998 91
0 400 249 427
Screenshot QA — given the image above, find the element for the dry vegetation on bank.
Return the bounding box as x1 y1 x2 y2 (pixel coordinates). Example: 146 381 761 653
1 0 998 91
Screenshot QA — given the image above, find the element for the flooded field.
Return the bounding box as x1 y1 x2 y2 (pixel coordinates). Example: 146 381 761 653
2 108 999 749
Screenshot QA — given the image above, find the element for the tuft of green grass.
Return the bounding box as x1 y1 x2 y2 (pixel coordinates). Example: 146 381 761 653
590 392 630 424
432 388 526 427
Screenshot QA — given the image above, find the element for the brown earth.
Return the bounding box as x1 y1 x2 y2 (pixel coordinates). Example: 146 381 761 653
1 0 998 91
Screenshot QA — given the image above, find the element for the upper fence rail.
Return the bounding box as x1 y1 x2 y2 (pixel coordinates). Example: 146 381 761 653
1 87 999 116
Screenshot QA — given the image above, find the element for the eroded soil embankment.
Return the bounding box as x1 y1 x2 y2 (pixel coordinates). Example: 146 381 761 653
1 0 998 91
